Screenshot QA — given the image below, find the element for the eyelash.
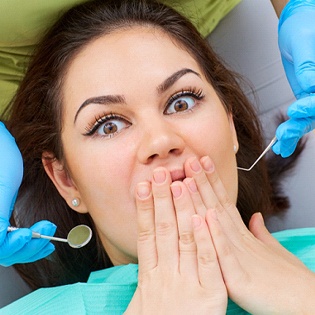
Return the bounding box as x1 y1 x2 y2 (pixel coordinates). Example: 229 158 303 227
84 113 126 137
165 87 204 111
83 87 205 137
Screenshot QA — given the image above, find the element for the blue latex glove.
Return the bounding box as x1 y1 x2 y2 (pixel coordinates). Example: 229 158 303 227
0 122 56 266
274 0 315 157
273 95 315 157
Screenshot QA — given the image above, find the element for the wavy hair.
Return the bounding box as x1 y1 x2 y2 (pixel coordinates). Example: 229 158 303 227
3 0 303 289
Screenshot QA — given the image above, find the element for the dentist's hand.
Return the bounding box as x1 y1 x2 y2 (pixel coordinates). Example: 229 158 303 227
273 95 315 157
0 122 56 266
278 0 315 98
274 0 315 157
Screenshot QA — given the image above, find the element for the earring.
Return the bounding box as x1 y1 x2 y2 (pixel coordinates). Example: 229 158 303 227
71 198 80 207
233 144 237 153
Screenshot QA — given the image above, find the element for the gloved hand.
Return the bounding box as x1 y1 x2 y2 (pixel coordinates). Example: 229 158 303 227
0 122 56 266
273 95 315 157
278 0 315 99
274 0 315 157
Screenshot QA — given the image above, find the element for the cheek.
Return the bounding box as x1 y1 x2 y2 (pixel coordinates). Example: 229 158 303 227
188 114 238 202
68 150 139 258
190 113 234 156
72 155 132 204
63 136 135 208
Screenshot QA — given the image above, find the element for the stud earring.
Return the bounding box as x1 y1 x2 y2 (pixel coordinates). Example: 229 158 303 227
71 198 80 207
233 144 237 153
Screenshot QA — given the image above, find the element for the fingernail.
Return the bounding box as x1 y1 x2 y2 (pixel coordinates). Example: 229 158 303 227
153 169 166 184
192 215 202 228
137 183 151 199
201 156 214 172
190 158 201 172
171 183 182 198
186 178 197 193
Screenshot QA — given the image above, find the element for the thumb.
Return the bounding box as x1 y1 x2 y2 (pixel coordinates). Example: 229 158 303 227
249 213 279 247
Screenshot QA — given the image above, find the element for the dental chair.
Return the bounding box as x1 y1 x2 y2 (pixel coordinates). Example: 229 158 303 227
1 0 315 308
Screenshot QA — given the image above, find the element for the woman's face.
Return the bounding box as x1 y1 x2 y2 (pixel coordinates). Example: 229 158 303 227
58 27 238 265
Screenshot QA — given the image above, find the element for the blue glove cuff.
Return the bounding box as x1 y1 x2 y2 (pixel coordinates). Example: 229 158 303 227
279 0 315 29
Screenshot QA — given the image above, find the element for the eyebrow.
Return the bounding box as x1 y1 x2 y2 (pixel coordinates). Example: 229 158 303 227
74 67 201 123
157 68 201 94
74 95 125 123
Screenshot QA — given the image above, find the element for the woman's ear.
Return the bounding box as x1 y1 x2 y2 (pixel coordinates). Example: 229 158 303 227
42 152 88 213
228 113 239 153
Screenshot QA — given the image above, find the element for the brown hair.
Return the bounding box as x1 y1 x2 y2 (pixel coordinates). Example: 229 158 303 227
3 0 302 289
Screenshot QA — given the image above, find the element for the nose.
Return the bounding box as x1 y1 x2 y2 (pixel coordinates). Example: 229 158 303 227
137 119 185 163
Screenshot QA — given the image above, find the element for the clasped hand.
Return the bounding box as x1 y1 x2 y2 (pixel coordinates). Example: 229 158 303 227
126 156 315 314
0 122 56 266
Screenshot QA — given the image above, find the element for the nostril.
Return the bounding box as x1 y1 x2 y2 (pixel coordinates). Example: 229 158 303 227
138 131 185 163
148 148 181 161
147 153 158 162
169 148 182 155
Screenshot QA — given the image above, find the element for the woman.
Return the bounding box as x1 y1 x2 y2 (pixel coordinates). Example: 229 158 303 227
2 0 315 313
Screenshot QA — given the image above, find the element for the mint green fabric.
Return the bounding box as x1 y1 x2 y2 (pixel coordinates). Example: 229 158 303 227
0 0 241 114
2 227 315 315
0 264 138 315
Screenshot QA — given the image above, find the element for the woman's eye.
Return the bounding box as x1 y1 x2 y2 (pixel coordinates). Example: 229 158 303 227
165 93 201 115
85 115 130 138
96 118 129 137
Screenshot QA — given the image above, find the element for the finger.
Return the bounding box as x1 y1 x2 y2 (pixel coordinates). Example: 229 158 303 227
287 95 315 118
200 156 246 233
184 157 239 240
152 167 178 268
1 221 56 264
272 138 298 158
192 213 223 289
1 241 55 267
249 213 306 267
135 181 157 274
274 118 314 157
183 178 207 217
205 209 243 287
249 213 280 247
30 220 57 235
170 181 197 277
186 156 246 240
0 229 32 261
29 221 57 256
184 157 220 211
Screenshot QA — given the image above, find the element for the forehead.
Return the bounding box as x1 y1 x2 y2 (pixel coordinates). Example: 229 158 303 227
64 26 201 86
60 26 207 123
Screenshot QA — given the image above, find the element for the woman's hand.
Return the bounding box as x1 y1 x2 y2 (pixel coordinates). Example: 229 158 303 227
184 156 315 314
125 167 227 315
0 122 56 266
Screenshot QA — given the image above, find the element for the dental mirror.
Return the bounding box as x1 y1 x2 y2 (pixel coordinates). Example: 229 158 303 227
7 224 92 249
237 136 277 172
